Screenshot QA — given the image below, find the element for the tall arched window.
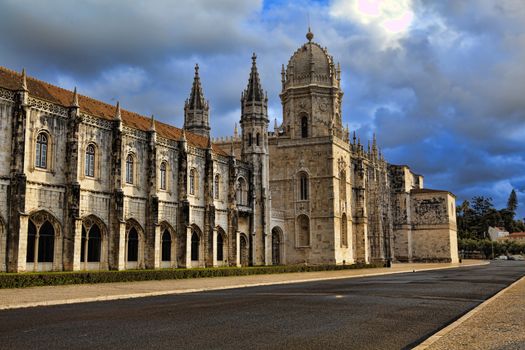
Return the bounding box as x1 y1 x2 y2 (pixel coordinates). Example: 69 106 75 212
161 230 171 262
301 116 308 138
160 162 167 190
85 144 95 177
35 132 48 169
237 177 247 205
214 174 220 199
127 228 138 262
191 231 200 261
189 169 196 195
248 132 253 146
217 231 224 261
299 173 308 201
126 154 134 184
256 133 260 146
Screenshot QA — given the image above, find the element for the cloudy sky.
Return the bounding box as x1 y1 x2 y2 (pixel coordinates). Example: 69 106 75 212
1 0 524 216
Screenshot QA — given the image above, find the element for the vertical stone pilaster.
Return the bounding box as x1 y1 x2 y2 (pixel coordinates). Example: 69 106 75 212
72 218 83 271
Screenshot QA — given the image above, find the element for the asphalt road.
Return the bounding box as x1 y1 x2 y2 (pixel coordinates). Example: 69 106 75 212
1 261 524 350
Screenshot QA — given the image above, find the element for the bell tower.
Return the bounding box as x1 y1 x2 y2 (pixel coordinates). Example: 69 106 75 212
279 29 344 139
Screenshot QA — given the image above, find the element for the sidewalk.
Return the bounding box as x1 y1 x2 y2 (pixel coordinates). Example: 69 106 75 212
417 275 525 350
0 260 484 310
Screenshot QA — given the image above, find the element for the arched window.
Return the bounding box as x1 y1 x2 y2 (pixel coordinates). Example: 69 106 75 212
85 144 95 177
297 214 310 247
191 231 200 261
38 221 55 262
87 225 101 262
299 172 308 201
189 169 196 195
237 177 247 205
341 213 348 247
214 174 220 199
340 170 347 202
160 162 167 190
126 154 134 184
248 132 252 146
217 231 224 261
301 116 308 138
127 228 138 262
256 133 260 146
26 221 36 263
161 230 171 261
35 132 48 169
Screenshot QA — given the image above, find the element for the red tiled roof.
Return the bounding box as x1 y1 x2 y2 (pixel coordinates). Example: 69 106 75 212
0 66 228 156
509 232 525 237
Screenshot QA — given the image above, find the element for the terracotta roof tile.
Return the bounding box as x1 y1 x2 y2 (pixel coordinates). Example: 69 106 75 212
0 66 228 156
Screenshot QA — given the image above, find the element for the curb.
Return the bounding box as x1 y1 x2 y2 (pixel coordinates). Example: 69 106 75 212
413 274 525 349
0 261 489 311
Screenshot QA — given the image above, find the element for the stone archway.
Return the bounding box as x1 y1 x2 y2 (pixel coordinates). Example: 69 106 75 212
239 234 249 267
81 215 108 270
216 226 227 266
26 210 62 272
160 221 177 268
125 219 145 270
271 227 284 265
190 224 204 267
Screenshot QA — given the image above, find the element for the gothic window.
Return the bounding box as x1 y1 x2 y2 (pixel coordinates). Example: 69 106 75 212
161 230 171 262
26 215 56 264
189 169 196 195
26 221 36 263
237 177 247 205
85 144 95 177
160 162 167 190
217 231 224 261
256 133 260 146
248 133 253 146
191 231 200 261
299 172 308 201
296 214 310 247
214 174 220 199
87 224 101 262
301 116 308 138
127 228 138 262
340 170 346 202
35 132 48 169
126 154 134 184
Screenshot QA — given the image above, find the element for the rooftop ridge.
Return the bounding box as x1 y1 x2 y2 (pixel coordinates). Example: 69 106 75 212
0 65 226 156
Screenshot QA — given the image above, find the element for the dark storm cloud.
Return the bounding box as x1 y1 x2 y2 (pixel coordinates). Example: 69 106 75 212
0 0 524 215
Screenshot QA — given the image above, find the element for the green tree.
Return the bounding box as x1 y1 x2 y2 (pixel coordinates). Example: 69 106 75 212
507 189 518 213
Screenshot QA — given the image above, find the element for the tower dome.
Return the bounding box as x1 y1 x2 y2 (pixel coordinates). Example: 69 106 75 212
283 29 337 88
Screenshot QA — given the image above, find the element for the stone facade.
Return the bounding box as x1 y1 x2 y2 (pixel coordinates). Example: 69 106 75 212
0 31 458 272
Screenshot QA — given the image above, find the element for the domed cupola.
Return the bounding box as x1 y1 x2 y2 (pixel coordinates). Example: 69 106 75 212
283 29 339 89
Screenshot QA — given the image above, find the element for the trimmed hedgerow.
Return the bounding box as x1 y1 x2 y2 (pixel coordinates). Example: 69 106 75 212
0 263 381 289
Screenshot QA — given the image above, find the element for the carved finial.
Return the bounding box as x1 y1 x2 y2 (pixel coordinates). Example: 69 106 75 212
353 131 356 145
230 138 235 157
306 26 314 42
114 101 122 121
71 87 79 108
20 68 28 91
207 136 212 149
234 123 238 138
150 114 156 132
181 128 187 142
281 64 285 85
274 118 278 132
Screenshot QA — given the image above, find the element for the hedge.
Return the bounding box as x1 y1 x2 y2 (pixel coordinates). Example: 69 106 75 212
0 263 381 289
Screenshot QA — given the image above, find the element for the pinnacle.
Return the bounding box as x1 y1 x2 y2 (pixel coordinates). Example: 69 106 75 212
187 63 206 110
244 52 265 103
114 101 122 121
20 68 28 91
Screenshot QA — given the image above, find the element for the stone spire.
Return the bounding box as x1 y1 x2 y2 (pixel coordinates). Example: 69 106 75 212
20 68 28 91
245 53 265 103
274 118 279 132
234 123 238 138
150 114 156 132
114 101 122 121
71 87 79 108
184 63 210 137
